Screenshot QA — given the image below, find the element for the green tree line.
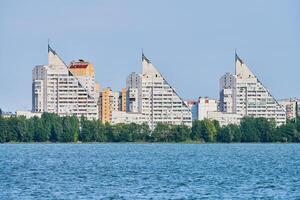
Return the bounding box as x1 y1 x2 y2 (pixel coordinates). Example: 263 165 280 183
0 112 300 143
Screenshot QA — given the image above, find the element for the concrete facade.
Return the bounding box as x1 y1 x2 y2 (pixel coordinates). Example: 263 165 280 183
98 88 127 123
114 54 192 129
279 99 300 120
32 45 98 120
16 111 42 119
111 111 146 125
216 54 286 126
197 97 219 121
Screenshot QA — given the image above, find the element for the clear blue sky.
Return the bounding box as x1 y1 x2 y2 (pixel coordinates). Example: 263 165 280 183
0 0 299 112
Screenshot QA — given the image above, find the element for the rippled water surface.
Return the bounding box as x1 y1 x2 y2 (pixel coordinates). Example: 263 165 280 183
1 144 300 199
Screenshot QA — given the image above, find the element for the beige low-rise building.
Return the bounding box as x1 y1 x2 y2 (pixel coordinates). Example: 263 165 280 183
207 111 240 126
111 111 146 125
16 111 42 119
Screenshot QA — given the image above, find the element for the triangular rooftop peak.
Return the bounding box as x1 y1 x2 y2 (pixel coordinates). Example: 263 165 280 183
235 52 255 79
142 53 161 76
48 44 66 67
141 53 191 112
142 51 151 63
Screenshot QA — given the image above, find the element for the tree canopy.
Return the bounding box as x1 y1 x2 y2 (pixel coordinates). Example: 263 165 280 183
0 113 300 143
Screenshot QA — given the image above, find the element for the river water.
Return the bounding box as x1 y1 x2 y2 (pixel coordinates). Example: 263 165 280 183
0 144 299 199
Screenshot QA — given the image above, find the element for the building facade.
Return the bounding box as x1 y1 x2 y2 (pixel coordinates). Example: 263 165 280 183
234 54 286 125
126 72 142 113
98 87 127 123
279 99 300 120
111 111 146 125
16 111 42 119
219 73 235 113
120 88 127 112
185 100 198 121
32 45 98 120
114 55 192 129
216 54 286 126
139 54 192 129
207 112 240 126
197 97 219 121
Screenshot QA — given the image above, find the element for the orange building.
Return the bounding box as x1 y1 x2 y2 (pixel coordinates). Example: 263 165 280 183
99 88 112 123
98 88 127 123
121 88 127 112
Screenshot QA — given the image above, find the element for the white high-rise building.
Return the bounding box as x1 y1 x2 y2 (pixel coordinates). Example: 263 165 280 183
126 72 142 113
234 54 286 125
219 53 286 125
32 45 98 120
219 73 235 113
140 54 192 129
115 54 192 128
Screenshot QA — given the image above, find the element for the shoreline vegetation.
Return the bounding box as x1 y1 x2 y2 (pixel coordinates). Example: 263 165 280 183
0 113 300 143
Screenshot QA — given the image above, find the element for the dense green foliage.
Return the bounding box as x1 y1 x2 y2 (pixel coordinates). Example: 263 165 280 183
0 113 300 143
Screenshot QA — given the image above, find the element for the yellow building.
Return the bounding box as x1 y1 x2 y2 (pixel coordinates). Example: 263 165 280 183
95 82 100 98
121 88 127 112
98 87 127 123
99 88 112 123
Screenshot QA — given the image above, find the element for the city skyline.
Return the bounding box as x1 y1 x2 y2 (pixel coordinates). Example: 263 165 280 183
1 0 300 111
26 45 295 128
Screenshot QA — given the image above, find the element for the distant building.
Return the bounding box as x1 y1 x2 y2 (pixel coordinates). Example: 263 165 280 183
126 72 142 113
139 54 192 129
234 53 286 125
215 53 286 126
186 97 240 126
111 111 146 125
207 112 240 126
185 100 198 121
114 54 192 129
98 87 127 123
1 112 15 118
32 45 98 120
98 88 119 123
219 73 235 113
197 97 219 121
279 99 300 120
16 111 42 119
120 88 127 112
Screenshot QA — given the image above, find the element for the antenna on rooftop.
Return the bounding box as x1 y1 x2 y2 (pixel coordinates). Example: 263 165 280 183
48 39 52 52
234 48 237 74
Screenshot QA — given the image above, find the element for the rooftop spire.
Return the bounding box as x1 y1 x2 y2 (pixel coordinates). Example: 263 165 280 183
48 40 56 55
47 42 66 67
235 52 255 79
142 50 151 63
235 50 243 64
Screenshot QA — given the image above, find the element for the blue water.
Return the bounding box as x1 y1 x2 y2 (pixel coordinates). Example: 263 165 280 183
0 144 300 199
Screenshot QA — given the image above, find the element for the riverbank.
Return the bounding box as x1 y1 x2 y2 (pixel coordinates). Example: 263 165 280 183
1 141 298 144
